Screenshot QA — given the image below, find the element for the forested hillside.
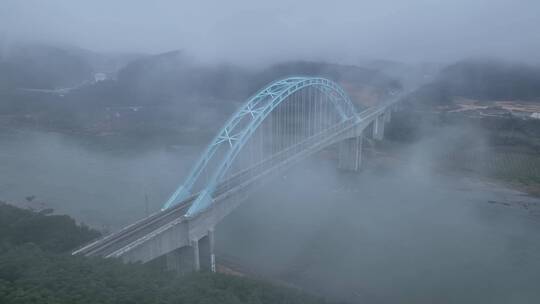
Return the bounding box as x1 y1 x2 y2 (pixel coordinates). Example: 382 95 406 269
0 202 329 304
0 44 401 143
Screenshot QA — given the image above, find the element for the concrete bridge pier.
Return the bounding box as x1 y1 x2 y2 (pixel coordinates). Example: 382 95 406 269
165 243 197 275
384 109 392 123
198 229 216 272
372 114 385 140
373 109 392 140
338 135 362 171
165 229 216 274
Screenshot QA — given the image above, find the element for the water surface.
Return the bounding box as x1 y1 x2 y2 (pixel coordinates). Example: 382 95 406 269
1 129 539 303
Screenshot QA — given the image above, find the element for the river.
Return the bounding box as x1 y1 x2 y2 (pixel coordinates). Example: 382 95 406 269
1 128 539 303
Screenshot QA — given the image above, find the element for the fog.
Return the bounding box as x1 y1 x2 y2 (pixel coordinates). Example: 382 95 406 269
218 159 540 303
0 128 199 229
1 1 540 302
1 122 539 302
216 124 540 303
2 0 540 65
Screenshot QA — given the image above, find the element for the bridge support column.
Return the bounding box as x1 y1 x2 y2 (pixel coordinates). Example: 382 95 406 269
164 231 215 274
384 109 391 123
372 114 385 140
192 239 200 271
338 136 362 171
198 229 216 272
165 244 198 275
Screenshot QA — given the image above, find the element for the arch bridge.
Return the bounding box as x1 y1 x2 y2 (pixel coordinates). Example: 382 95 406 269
73 77 399 273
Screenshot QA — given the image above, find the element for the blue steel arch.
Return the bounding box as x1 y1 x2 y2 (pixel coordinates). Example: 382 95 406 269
163 77 358 216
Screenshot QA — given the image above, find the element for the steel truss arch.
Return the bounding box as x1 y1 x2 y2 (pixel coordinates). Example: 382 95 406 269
163 77 358 216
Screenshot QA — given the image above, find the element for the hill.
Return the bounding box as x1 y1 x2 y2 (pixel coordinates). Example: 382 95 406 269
0 202 330 304
0 45 402 142
86 52 401 108
405 59 540 107
0 43 93 90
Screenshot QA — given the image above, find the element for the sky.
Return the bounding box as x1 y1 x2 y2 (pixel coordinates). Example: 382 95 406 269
1 0 540 65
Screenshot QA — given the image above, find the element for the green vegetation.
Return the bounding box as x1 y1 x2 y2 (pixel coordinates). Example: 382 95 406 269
0 43 400 144
441 149 540 194
386 111 540 195
0 203 100 253
0 202 328 304
386 111 540 196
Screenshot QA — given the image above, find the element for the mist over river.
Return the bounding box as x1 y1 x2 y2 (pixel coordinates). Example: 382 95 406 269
218 157 540 303
1 128 539 303
0 128 200 229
